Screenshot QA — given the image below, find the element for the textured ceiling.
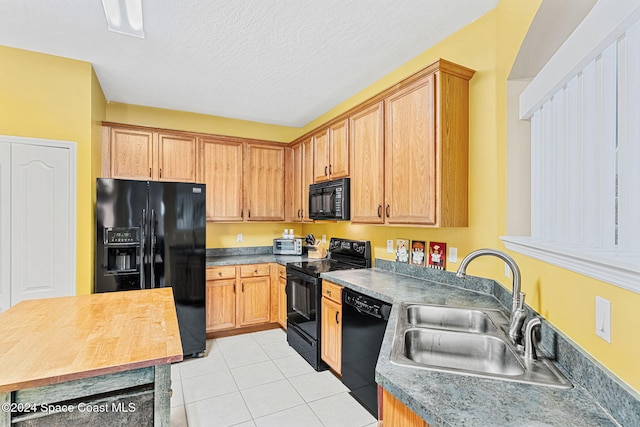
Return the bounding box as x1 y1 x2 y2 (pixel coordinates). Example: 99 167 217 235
0 0 497 127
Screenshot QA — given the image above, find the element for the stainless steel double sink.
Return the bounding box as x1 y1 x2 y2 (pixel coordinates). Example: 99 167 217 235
390 303 572 388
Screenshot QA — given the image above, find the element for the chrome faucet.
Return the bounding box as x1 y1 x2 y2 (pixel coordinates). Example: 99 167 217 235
456 249 525 345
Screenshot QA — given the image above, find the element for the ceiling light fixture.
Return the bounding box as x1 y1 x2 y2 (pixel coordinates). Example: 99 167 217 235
101 0 145 38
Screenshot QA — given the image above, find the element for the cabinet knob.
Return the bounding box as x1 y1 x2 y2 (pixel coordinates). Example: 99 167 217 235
254 269 258 274
218 271 222 276
326 289 331 295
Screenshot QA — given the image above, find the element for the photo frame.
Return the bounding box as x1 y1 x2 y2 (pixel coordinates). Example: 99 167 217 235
410 240 426 266
428 241 446 270
395 239 410 263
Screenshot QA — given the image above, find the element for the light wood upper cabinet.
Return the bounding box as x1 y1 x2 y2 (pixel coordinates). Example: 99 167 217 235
245 144 286 221
349 101 385 224
313 119 349 183
380 60 473 227
109 128 154 180
157 133 197 182
107 127 196 182
198 137 244 221
385 74 438 225
290 137 315 222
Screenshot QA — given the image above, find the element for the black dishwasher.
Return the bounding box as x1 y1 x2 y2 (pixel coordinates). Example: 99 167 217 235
341 288 391 417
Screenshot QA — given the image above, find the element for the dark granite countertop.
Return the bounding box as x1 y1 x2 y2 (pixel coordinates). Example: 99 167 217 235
321 266 635 427
203 249 637 426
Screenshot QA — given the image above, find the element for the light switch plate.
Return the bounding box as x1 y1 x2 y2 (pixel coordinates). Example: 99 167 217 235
387 240 394 253
237 233 243 243
448 247 457 263
321 234 327 244
595 296 611 343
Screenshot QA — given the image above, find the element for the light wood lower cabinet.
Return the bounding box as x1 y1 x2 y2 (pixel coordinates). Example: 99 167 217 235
276 264 287 329
381 388 429 427
238 276 271 326
206 263 274 333
321 280 343 374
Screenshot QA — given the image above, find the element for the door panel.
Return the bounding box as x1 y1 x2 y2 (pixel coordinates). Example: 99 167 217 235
0 142 10 312
11 143 73 303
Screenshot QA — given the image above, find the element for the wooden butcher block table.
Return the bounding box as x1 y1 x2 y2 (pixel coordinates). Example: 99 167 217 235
0 288 183 427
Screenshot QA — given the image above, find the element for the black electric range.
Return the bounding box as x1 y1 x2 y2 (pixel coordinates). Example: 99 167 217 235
285 238 371 370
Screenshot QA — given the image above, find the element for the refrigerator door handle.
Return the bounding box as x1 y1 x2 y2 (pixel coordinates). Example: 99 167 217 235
140 209 146 290
150 208 156 288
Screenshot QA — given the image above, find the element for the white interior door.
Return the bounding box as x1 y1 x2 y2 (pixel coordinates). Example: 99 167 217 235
10 141 75 304
0 142 10 312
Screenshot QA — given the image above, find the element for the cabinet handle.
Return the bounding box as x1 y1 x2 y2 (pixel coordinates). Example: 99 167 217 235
241 209 243 218
242 283 244 292
298 209 301 218
159 168 162 178
233 284 236 293
149 168 152 178
336 311 340 324
248 209 251 218
329 164 332 175
386 204 390 217
377 205 382 218
324 166 328 176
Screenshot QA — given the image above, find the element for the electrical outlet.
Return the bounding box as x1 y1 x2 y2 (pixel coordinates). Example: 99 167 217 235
387 240 394 253
448 247 457 263
595 296 611 343
237 233 243 243
321 234 327 244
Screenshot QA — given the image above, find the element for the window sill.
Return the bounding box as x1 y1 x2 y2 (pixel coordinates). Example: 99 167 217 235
500 236 640 294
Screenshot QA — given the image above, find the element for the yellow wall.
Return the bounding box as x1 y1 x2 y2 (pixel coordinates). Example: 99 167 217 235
105 102 298 143
301 0 640 393
0 45 97 295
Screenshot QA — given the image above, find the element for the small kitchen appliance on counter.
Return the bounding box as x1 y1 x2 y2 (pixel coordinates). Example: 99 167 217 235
285 237 371 370
273 237 303 255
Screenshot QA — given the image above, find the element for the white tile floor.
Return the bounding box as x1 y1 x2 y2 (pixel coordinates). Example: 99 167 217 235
170 328 378 427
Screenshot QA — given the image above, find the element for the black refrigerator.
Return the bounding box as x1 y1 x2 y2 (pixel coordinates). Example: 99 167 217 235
95 178 206 357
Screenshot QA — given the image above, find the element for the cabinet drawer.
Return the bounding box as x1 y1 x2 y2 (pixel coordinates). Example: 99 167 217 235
240 263 270 277
322 280 342 304
277 264 286 278
206 266 236 280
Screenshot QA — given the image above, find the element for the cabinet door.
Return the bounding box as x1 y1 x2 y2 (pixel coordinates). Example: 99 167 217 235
199 138 244 221
350 102 385 223
238 276 271 326
328 119 349 179
206 279 236 332
313 128 330 182
291 142 303 221
382 388 428 427
384 74 437 225
301 137 315 222
157 133 197 182
277 276 287 329
245 144 285 221
110 128 154 180
321 296 342 374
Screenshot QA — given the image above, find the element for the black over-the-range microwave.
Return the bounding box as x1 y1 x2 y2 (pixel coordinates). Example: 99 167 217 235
309 178 350 220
